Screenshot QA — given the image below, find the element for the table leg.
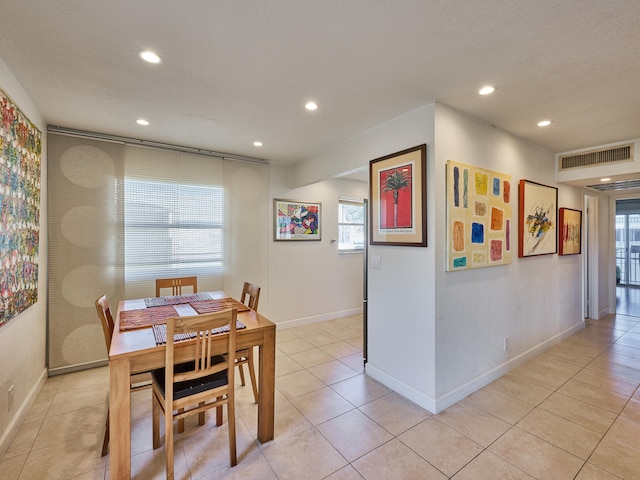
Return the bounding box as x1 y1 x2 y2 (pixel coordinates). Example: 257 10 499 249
257 327 276 443
109 356 131 479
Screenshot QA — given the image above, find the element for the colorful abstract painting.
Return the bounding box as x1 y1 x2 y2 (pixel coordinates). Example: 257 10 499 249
273 199 321 240
446 160 512 271
558 208 582 255
0 87 42 327
518 180 557 257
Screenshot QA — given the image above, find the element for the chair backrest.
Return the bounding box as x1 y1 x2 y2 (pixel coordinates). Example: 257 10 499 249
240 282 260 311
155 276 198 297
165 309 237 399
95 295 114 352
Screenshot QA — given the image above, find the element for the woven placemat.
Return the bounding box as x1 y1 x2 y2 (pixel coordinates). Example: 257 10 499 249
189 298 250 314
152 320 246 345
144 292 212 308
119 305 179 331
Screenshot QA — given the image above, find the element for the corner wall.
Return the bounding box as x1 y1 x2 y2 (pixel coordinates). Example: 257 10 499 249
0 59 48 456
432 103 584 410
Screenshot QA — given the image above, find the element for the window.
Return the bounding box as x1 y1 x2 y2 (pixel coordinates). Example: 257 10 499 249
124 179 224 282
338 198 365 252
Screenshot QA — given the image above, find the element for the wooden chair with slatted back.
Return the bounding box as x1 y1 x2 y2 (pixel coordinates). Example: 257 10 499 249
235 282 260 403
151 309 238 478
155 276 198 297
95 295 152 457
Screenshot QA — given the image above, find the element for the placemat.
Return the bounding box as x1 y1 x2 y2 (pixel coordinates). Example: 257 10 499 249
119 305 179 331
189 298 250 314
152 320 247 346
144 292 212 308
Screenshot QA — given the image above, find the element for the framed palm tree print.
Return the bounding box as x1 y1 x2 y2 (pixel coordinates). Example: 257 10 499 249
369 144 427 246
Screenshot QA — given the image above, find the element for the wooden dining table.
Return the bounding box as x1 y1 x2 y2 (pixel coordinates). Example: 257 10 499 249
108 291 276 479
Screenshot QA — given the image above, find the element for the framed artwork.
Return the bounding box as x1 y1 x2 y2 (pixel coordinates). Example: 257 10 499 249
0 87 42 328
518 179 558 257
274 199 321 241
559 208 582 255
446 160 512 271
369 144 427 246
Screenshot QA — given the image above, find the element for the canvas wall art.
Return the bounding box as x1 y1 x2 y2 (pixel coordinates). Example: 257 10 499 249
0 87 42 327
446 160 512 271
518 179 558 257
559 207 582 255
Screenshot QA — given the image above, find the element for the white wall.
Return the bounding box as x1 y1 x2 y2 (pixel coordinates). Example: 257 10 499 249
267 168 367 325
0 59 48 456
432 103 584 410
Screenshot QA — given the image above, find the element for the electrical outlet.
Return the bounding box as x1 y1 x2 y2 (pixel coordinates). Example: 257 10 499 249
503 337 509 352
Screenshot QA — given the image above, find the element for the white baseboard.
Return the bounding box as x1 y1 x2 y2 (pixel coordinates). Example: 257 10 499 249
0 368 48 458
365 320 585 414
277 307 363 330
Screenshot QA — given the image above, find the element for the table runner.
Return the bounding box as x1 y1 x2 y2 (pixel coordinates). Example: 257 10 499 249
152 320 247 345
143 292 212 308
119 305 180 331
189 298 250 314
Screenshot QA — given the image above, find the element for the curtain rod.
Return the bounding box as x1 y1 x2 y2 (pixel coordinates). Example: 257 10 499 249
47 126 269 165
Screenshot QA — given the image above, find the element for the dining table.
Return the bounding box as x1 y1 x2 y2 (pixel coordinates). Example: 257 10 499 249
108 290 276 479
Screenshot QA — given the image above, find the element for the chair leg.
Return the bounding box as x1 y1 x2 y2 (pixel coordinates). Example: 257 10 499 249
165 404 174 480
178 408 185 433
198 402 206 426
247 348 259 404
152 394 160 449
228 395 237 467
237 361 246 386
216 397 223 426
101 408 109 457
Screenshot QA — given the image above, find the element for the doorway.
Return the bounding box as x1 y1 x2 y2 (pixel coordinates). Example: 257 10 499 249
615 198 640 317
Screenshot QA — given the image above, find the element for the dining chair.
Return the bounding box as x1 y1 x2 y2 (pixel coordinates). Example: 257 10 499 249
151 309 238 478
95 295 152 457
235 282 260 403
155 276 198 297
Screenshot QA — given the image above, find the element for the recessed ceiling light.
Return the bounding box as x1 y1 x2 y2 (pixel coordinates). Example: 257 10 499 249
138 50 162 64
478 86 496 95
136 119 149 126
601 178 611 182
253 141 263 147
305 102 318 111
537 120 552 127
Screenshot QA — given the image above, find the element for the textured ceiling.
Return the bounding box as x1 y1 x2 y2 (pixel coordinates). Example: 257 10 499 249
1 1 640 172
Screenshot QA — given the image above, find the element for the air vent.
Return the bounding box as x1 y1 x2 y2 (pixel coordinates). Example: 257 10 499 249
559 144 633 170
586 179 640 192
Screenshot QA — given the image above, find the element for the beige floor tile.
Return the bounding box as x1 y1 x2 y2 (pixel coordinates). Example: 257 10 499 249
488 427 584 480
68 467 106 480
572 367 639 397
305 331 341 347
399 417 483 477
191 451 277 480
262 428 347 480
436 400 511 447
452 450 534 479
588 351 640 383
557 379 629 414
128 444 190 480
488 373 554 406
289 386 354 425
352 438 447 480
22 391 55 424
32 403 106 451
589 416 640 479
540 345 595 367
323 464 367 480
330 374 390 407
574 462 625 480
275 369 326 399
307 359 359 385
467 386 534 425
512 356 580 390
3 420 40 459
609 341 640 358
538 392 617 435
243 399 312 445
289 347 334 368
18 439 106 480
320 341 361 359
274 355 304 377
277 337 315 355
274 329 300 344
316 409 393 462
620 397 640 422
339 353 365 372
325 326 362 342
516 408 602 459
0 453 27 480
47 388 108 417
359 392 431 436
58 366 109 392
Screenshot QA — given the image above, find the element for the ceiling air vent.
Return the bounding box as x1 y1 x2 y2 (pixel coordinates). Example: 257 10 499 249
559 144 633 171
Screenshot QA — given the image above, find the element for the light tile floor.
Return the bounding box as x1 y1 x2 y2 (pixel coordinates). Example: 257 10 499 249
3 313 640 479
